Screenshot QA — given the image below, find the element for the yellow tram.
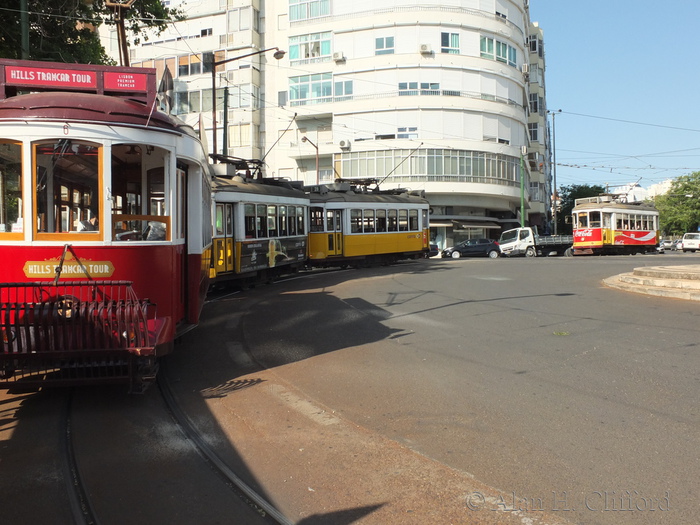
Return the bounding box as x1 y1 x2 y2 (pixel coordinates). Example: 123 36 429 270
307 179 429 267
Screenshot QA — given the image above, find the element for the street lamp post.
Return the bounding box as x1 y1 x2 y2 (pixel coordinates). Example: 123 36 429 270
548 109 562 234
211 47 285 160
301 136 319 185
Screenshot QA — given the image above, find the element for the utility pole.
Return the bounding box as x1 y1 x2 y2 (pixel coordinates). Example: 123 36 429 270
20 0 29 59
106 0 135 67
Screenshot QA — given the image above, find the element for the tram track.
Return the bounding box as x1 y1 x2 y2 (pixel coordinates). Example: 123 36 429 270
60 389 99 525
48 375 291 525
157 361 292 525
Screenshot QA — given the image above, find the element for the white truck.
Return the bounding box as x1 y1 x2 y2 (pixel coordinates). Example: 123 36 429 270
498 227 573 257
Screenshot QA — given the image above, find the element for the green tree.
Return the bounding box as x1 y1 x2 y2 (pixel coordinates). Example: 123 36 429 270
0 0 183 64
654 172 700 236
556 184 606 234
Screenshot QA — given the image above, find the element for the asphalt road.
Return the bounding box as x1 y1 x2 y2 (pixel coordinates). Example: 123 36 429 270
1 253 697 525
227 253 698 525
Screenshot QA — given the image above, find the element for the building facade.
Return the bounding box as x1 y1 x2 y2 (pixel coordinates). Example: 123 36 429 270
103 0 551 249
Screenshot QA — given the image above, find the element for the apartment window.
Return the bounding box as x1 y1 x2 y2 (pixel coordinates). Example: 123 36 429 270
397 127 418 139
529 93 538 114
334 80 353 100
201 28 212 37
399 82 439 95
289 32 331 62
376 36 395 55
528 122 539 142
175 90 203 115
481 36 516 67
529 35 544 57
441 32 459 54
227 6 259 32
178 54 202 77
290 73 333 105
289 0 330 22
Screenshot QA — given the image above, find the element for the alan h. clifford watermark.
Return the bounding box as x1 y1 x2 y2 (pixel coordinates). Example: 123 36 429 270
465 490 671 513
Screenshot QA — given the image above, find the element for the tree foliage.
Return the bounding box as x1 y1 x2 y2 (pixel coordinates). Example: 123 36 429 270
654 172 700 236
0 0 184 64
555 184 606 234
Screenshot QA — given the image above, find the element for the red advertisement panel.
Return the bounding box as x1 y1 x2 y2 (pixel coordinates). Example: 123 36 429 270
5 65 97 89
104 71 149 91
613 230 656 246
573 228 603 246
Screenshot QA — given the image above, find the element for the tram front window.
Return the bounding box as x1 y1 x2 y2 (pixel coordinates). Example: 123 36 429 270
35 140 100 234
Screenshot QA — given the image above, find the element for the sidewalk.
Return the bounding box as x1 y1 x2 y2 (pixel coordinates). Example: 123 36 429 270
200 367 575 525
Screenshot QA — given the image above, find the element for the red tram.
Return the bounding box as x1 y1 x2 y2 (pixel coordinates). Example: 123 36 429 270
571 195 659 255
0 59 212 391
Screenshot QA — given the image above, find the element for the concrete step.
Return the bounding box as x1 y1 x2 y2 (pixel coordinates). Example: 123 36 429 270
603 265 700 301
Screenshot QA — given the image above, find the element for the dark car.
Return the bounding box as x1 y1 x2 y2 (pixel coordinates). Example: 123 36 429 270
442 238 500 259
427 243 440 257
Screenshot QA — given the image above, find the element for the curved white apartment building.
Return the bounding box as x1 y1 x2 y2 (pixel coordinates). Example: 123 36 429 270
109 0 550 247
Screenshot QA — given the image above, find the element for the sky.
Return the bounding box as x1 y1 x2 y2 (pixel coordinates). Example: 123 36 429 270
528 1 700 192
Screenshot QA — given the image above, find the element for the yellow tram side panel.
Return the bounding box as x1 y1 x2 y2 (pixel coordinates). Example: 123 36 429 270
309 230 424 259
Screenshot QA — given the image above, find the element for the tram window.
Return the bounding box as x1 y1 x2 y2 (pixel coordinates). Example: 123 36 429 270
376 209 387 232
616 216 623 229
310 207 324 232
257 204 268 237
351 209 362 233
148 169 165 216
243 204 256 237
363 209 375 232
388 209 398 232
409 209 419 231
399 209 408 231
297 206 305 234
577 213 588 228
423 209 428 229
226 204 233 236
267 206 277 236
603 213 611 228
215 205 225 235
589 211 601 228
279 206 288 236
0 141 22 236
35 140 100 234
287 207 296 235
326 209 336 231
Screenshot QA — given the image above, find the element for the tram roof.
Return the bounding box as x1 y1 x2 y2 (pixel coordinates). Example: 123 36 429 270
212 175 308 200
307 187 429 205
0 91 186 133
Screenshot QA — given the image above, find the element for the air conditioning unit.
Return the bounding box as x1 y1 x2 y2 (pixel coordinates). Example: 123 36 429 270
521 63 530 74
332 51 345 62
419 44 432 54
339 139 351 150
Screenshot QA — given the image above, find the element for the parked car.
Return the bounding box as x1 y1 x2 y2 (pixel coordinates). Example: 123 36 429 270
674 239 683 251
427 243 440 258
680 233 700 253
658 239 674 253
442 238 500 259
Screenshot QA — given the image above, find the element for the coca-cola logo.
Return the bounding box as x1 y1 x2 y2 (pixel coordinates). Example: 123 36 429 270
576 229 593 237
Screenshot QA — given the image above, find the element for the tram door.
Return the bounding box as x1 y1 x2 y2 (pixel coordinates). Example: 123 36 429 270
326 209 343 256
214 203 234 274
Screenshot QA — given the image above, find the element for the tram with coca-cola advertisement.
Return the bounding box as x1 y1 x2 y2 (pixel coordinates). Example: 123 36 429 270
0 59 212 391
571 195 659 255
